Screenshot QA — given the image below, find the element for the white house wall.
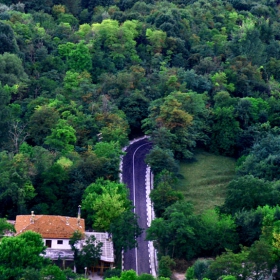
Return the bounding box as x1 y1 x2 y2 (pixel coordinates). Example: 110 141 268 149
43 238 84 250
44 238 71 250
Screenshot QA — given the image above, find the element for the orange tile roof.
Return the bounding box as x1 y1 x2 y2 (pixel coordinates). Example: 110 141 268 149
15 215 85 239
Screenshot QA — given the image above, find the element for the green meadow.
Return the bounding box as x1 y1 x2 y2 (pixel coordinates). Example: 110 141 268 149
177 150 236 214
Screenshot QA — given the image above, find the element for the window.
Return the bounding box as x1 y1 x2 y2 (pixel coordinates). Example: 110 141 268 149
46 240 52 248
57 240 63 245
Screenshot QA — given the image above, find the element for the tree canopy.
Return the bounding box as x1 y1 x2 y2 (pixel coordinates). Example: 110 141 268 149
0 231 49 279
2 0 280 277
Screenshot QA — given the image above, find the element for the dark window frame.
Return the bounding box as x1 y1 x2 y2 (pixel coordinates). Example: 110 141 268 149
46 240 52 248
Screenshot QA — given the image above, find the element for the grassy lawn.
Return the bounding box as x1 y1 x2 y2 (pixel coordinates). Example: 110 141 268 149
176 149 236 214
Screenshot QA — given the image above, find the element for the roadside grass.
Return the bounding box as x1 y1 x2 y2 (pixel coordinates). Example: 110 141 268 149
176 149 236 214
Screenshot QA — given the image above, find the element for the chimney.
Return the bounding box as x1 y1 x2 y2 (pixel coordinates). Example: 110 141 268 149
77 205 81 226
66 217 69 225
30 211 35 224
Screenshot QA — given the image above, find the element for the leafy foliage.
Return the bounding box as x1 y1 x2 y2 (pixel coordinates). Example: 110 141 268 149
0 218 15 237
221 175 280 215
150 170 183 217
2 0 280 275
237 133 280 180
145 146 179 175
44 119 77 153
82 178 130 231
110 208 142 265
158 255 175 278
0 231 49 279
70 232 102 274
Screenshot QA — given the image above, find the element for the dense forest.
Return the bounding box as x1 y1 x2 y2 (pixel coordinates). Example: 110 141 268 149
2 0 280 279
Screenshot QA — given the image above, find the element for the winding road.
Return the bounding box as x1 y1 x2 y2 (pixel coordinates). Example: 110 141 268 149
121 137 155 275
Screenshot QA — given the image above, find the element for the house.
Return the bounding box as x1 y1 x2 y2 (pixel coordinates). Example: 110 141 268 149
14 211 114 274
15 211 85 266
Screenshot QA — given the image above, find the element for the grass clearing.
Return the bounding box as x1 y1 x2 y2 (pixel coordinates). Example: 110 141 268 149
176 149 236 214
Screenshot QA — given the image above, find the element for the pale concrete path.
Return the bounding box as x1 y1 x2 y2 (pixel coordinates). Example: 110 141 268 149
87 272 103 280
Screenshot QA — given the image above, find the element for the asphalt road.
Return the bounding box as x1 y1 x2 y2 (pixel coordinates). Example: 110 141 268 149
122 138 152 275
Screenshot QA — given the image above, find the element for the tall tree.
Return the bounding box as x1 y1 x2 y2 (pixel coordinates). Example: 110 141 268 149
82 178 130 231
150 170 183 217
0 21 19 54
0 53 28 88
110 209 142 265
145 146 179 175
59 41 92 72
237 133 280 181
0 152 36 218
210 106 240 155
221 175 278 215
44 119 77 153
0 83 17 149
146 201 200 259
28 105 60 146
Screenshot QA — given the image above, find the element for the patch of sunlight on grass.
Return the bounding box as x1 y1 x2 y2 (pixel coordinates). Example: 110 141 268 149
176 149 236 214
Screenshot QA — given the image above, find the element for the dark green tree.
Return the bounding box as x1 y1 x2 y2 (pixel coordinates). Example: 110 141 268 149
0 52 28 87
93 141 124 180
146 201 200 259
221 175 278 215
234 209 263 247
0 83 15 149
246 239 274 280
192 259 211 280
40 265 67 280
145 146 179 175
0 152 36 218
79 235 103 269
229 20 266 66
110 208 142 266
205 249 250 280
158 255 175 278
104 268 122 279
0 21 18 54
138 273 155 280
70 232 102 273
28 105 60 146
237 133 280 181
150 170 183 217
0 218 15 238
198 210 238 256
210 106 240 155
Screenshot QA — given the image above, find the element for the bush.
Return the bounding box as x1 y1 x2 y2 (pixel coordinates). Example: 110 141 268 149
193 259 211 280
158 256 175 278
138 273 155 280
104 268 122 279
185 266 194 280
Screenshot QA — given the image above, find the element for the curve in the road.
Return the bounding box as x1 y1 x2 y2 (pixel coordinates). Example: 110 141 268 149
132 142 151 214
121 138 154 275
132 142 150 274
